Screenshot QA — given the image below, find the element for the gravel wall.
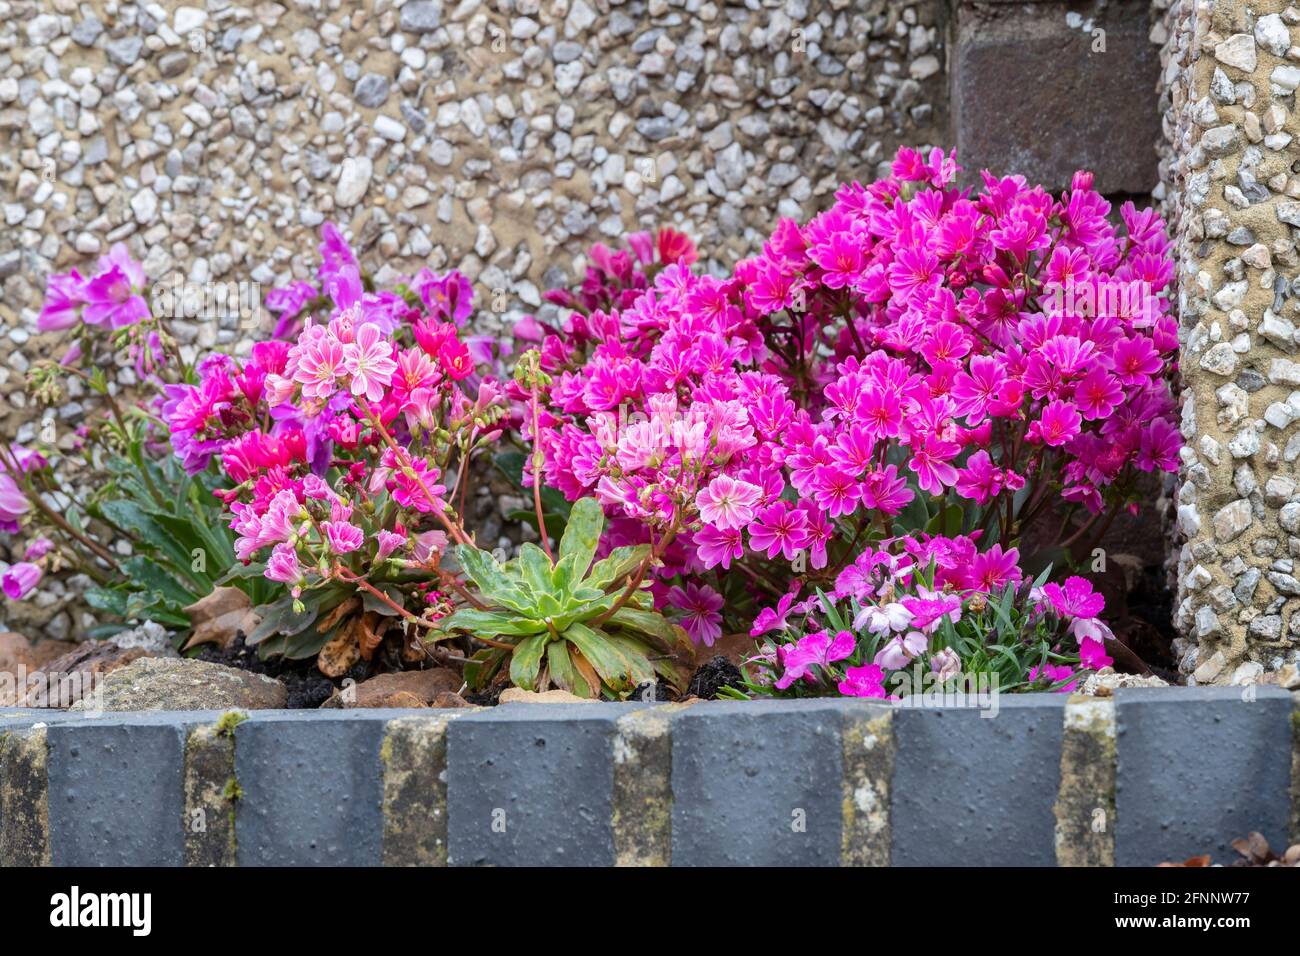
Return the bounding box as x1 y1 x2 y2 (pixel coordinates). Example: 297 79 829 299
1159 0 1300 682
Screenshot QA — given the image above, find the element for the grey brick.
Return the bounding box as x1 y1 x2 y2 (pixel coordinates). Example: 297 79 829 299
1115 686 1293 866
234 710 402 866
671 699 851 866
892 695 1065 866
47 714 192 866
447 703 635 866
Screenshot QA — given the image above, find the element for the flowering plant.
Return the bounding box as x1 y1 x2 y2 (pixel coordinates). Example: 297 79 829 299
739 534 1115 699
153 225 510 670
523 145 1178 690
4 242 256 636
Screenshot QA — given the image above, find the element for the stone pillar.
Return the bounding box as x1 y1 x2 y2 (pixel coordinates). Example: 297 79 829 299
1160 0 1300 682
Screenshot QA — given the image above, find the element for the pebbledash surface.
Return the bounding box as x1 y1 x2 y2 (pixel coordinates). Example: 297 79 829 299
0 688 1296 867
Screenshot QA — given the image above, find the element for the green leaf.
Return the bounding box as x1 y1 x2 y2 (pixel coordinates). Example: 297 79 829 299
464 646 507 691
122 555 199 608
563 621 636 691
509 633 549 691
517 542 556 599
85 587 128 616
607 607 689 652
602 633 658 689
97 500 194 578
546 640 595 697
494 450 526 488
456 545 536 614
440 608 547 638
246 597 320 646
558 497 603 578
586 545 649 591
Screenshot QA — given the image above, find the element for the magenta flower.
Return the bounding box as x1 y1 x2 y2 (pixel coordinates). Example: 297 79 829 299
1041 575 1105 619
750 589 799 637
666 581 724 647
1028 661 1078 692
775 629 855 689
969 544 1022 593
1079 636 1112 670
1030 399 1082 447
37 269 87 331
81 244 150 327
748 502 811 561
2 562 42 600
695 524 744 570
1075 367 1123 420
838 663 887 699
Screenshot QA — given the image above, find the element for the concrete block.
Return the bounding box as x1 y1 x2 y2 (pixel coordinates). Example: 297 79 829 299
448 703 640 866
671 699 857 866
952 1 1159 194
1115 686 1293 866
891 695 1065 866
46 714 191 866
234 710 398 866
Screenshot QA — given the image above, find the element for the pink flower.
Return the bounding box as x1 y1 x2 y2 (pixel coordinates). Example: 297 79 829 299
775 629 855 689
1030 399 1082 447
0 474 29 534
322 520 365 554
1079 636 1113 670
751 589 799 637
294 333 347 401
1041 575 1105 619
696 475 762 531
265 543 302 584
376 530 407 561
874 630 928 669
23 538 54 561
969 544 1022 593
838 663 887 699
666 582 724 647
748 502 811 561
343 322 398 402
412 530 448 564
930 647 961 682
2 562 41 600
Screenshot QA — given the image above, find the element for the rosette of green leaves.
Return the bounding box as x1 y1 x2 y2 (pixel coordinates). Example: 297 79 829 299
441 498 690 699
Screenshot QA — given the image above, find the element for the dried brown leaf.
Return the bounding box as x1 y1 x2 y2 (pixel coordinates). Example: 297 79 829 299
182 587 260 651
317 618 361 678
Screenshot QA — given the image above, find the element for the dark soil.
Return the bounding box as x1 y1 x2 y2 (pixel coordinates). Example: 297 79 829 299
195 634 357 709
686 655 744 699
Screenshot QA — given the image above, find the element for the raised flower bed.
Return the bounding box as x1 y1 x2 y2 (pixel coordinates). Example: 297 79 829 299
1 686 1296 867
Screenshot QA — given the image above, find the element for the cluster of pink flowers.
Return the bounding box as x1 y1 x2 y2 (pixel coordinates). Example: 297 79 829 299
746 534 1114 698
160 225 505 596
530 147 1178 661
